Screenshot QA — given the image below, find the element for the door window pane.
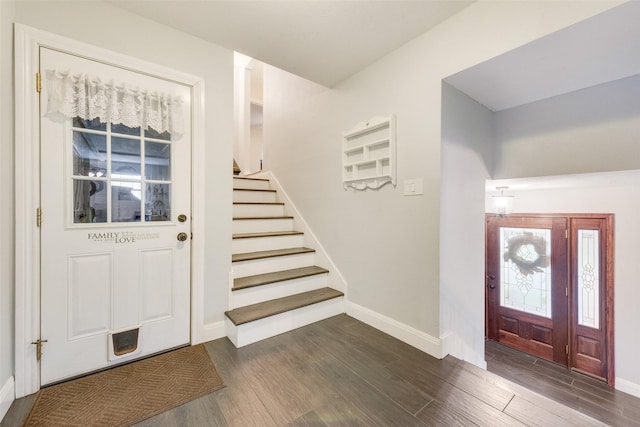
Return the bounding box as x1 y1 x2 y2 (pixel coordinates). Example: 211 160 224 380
578 230 600 329
112 181 142 222
73 117 107 131
145 184 171 222
112 123 141 136
500 227 552 318
145 141 171 180
72 132 106 177
69 118 172 225
112 137 141 177
73 179 107 223
145 127 171 141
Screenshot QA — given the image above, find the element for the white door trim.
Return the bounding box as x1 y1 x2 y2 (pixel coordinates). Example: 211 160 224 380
14 23 206 398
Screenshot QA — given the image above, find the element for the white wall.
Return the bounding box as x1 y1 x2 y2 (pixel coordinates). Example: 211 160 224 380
487 170 640 396
263 1 621 359
1 0 16 416
440 83 493 367
1 1 233 411
494 73 640 179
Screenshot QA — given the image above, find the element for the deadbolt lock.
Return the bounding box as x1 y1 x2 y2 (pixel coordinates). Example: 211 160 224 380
177 232 188 242
177 214 187 223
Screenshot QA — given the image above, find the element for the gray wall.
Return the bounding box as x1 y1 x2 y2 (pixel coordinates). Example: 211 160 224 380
493 74 640 179
440 83 493 367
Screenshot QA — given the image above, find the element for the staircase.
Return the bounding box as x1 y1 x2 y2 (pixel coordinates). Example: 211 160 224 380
225 176 345 347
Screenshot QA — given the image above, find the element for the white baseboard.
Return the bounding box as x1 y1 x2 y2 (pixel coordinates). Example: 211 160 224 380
0 376 15 423
199 321 227 344
346 301 443 359
440 331 487 370
616 377 640 398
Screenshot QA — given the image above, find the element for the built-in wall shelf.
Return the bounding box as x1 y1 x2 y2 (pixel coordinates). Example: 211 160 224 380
342 115 396 190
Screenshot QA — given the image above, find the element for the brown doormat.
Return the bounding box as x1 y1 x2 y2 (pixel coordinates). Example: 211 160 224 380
23 344 225 427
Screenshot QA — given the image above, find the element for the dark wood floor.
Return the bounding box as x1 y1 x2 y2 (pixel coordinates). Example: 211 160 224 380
2 314 631 426
486 339 640 426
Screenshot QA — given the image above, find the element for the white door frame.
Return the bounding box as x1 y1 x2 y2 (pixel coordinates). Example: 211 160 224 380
14 24 207 398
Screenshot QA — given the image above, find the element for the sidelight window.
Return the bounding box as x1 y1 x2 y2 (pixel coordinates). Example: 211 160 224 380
577 229 600 329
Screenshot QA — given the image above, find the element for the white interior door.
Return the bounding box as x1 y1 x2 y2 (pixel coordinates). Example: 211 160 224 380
39 47 192 385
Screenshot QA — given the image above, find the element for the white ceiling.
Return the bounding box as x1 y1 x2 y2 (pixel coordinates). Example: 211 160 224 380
445 1 640 111
108 0 473 87
109 1 640 110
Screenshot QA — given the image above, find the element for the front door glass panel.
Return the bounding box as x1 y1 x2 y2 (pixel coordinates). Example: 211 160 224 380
577 229 600 329
500 227 552 318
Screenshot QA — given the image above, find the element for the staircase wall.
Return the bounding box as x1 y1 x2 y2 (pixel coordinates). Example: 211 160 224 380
250 171 348 293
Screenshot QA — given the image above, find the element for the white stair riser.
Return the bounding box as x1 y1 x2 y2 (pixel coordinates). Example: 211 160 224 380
233 204 284 218
231 274 329 308
233 190 277 203
232 252 316 278
226 297 344 348
232 234 304 254
233 178 271 190
232 218 293 234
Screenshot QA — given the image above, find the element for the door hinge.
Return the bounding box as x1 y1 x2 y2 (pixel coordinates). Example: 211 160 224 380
566 287 568 297
565 229 568 239
37 208 42 227
32 339 48 361
36 72 41 93
566 344 569 355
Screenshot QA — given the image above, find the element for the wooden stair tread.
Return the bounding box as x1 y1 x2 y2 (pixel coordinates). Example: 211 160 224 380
233 188 276 193
233 231 303 239
233 202 284 205
233 265 328 290
233 216 293 221
233 176 269 182
232 247 315 263
225 287 343 325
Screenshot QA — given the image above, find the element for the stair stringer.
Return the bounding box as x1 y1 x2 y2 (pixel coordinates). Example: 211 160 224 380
250 171 348 295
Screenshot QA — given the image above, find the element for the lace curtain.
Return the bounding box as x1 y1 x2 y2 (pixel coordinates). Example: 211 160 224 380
45 69 185 136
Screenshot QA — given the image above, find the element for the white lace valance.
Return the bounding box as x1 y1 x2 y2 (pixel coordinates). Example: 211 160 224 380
45 69 184 136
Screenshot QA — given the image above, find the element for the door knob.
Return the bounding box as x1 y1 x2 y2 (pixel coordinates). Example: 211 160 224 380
489 284 496 289
177 214 187 223
177 232 188 242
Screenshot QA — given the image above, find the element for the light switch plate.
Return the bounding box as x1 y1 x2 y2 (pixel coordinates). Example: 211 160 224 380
403 178 423 196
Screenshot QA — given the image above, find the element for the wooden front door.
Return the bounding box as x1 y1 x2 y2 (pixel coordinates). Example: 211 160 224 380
486 214 614 384
486 215 569 366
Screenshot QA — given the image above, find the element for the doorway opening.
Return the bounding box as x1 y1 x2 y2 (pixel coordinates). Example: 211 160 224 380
485 213 614 386
233 52 264 176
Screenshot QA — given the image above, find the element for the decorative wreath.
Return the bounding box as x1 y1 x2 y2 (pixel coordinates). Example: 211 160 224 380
503 232 549 276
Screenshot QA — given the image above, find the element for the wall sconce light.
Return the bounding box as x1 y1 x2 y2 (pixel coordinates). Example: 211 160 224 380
493 186 514 216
